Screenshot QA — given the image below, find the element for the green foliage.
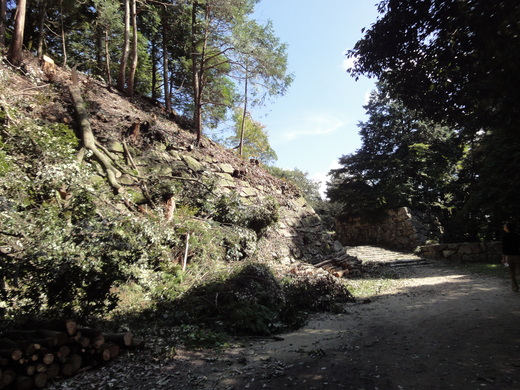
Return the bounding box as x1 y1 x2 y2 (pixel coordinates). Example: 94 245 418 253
5 0 291 134
187 0 292 138
177 324 227 349
231 18 293 100
312 199 343 232
221 226 257 262
0 119 186 319
347 0 520 237
200 54 237 130
282 274 354 329
327 83 463 222
0 121 80 206
225 108 278 164
164 263 285 336
211 192 279 237
0 192 183 319
264 166 345 231
267 166 322 207
453 129 520 241
246 196 279 235
348 0 520 133
0 117 282 322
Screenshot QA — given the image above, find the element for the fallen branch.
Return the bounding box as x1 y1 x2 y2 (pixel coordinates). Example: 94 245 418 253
314 259 334 268
122 140 139 173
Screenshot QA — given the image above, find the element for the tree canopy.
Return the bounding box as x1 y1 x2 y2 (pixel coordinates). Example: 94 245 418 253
267 166 322 208
328 83 463 221
2 0 291 146
224 108 278 165
347 0 520 134
344 0 520 238
189 0 291 144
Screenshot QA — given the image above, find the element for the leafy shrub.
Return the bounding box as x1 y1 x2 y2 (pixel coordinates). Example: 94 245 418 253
246 196 279 235
213 192 246 225
221 226 257 261
156 263 354 336
211 192 279 236
0 120 187 320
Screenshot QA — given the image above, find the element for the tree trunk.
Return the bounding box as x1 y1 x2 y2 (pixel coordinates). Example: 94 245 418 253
162 14 171 112
0 0 6 50
36 1 46 59
117 0 130 92
191 1 203 145
70 68 122 192
6 0 27 67
103 332 134 347
22 319 78 336
96 28 104 74
127 0 138 97
104 30 112 90
239 67 249 158
59 0 67 67
151 38 157 101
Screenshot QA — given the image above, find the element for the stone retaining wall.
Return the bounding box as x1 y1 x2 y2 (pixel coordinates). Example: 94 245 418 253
106 138 341 266
417 242 502 263
335 207 442 252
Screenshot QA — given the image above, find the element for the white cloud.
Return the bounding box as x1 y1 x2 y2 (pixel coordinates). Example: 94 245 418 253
277 114 347 142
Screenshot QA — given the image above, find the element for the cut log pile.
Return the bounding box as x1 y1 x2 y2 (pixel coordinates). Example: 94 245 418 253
313 252 363 278
0 319 141 389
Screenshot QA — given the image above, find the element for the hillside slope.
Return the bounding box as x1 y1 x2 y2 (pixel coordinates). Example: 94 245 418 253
0 53 357 323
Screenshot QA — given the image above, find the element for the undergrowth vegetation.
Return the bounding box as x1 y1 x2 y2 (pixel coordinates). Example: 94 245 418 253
136 263 353 339
0 99 350 340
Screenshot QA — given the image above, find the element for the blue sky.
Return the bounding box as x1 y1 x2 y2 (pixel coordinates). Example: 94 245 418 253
251 0 380 196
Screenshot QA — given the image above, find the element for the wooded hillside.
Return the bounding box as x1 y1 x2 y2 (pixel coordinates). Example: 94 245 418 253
2 0 292 149
0 46 355 343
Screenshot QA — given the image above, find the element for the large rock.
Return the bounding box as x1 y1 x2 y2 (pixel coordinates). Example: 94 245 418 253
182 155 204 172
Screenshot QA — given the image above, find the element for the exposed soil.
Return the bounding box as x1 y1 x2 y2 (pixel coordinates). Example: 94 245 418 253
47 247 520 390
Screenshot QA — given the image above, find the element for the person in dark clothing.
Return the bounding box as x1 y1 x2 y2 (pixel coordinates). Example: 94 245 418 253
502 221 520 292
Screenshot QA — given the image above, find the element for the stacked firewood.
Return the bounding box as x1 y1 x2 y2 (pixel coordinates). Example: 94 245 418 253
0 319 140 389
314 252 363 278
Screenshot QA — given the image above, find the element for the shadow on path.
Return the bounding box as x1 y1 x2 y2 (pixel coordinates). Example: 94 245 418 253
221 247 520 390
48 247 520 390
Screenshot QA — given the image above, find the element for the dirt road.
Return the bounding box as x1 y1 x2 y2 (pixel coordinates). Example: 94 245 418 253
225 250 520 390
50 247 520 390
